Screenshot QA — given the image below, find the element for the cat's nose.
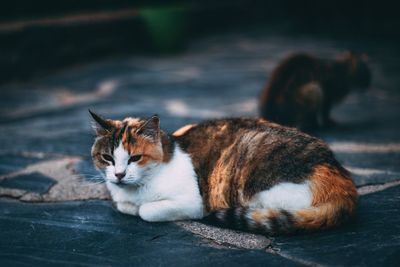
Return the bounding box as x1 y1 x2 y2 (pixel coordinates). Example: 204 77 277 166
115 172 126 181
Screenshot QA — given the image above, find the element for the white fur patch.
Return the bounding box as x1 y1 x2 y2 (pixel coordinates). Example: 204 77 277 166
106 145 204 222
249 182 312 210
116 202 139 215
114 142 129 174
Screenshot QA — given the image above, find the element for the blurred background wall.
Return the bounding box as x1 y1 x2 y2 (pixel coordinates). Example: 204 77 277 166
0 0 399 85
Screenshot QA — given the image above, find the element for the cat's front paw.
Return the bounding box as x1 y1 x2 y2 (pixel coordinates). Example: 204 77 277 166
138 203 161 222
116 202 139 216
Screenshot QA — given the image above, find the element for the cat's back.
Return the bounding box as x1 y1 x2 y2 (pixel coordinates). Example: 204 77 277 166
175 118 288 150
174 118 337 177
176 118 326 152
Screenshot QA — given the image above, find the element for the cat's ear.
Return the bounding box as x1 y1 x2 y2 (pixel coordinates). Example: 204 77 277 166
89 109 114 135
136 115 160 142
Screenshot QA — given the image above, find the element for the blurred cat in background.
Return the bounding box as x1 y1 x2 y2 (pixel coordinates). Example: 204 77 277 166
259 51 371 131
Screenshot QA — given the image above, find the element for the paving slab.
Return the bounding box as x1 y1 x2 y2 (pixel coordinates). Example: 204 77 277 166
0 200 300 267
0 154 45 176
0 172 56 194
336 152 400 186
1 185 399 266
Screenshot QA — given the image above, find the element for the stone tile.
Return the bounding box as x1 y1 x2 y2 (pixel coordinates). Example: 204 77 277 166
0 200 300 266
0 172 56 194
275 185 400 267
0 154 43 176
336 153 400 186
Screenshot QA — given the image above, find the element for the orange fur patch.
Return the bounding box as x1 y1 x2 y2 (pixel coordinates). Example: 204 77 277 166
206 133 257 211
249 209 287 232
204 130 268 211
121 119 164 165
173 124 196 137
251 209 263 223
251 209 277 224
207 154 232 210
295 164 357 230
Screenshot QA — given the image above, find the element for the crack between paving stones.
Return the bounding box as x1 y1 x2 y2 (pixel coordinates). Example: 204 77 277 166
146 234 167 242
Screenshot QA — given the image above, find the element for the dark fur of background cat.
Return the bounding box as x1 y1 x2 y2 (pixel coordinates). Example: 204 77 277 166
259 51 371 131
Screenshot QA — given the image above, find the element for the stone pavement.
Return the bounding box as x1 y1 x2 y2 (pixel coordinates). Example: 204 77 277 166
0 31 399 266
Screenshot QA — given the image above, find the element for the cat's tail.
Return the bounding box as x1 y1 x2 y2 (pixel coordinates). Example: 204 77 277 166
204 202 354 235
204 165 357 235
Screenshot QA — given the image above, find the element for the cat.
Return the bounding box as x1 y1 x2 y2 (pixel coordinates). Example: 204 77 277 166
89 110 357 235
259 51 371 131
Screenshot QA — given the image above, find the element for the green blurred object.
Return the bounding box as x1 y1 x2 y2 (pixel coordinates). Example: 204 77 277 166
140 5 188 53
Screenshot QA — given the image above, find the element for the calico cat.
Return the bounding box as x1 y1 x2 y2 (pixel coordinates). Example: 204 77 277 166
89 110 357 235
259 51 371 131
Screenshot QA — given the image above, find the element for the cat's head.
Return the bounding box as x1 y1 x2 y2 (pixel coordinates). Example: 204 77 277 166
338 50 372 90
89 110 165 186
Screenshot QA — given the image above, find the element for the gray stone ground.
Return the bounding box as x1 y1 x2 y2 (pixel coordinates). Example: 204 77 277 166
0 31 399 266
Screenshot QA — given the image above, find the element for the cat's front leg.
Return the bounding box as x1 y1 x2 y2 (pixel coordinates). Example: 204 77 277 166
139 200 203 222
115 202 139 216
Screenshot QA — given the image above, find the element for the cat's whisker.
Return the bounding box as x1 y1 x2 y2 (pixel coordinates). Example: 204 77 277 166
78 178 106 185
73 174 99 179
75 175 105 183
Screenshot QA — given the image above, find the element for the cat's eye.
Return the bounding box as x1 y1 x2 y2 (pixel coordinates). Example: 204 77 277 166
101 154 115 165
129 155 142 163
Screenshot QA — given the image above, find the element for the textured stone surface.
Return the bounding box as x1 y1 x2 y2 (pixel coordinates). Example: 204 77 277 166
1 186 399 266
0 154 44 176
0 157 109 202
0 200 299 267
0 172 56 194
0 31 399 266
176 221 272 250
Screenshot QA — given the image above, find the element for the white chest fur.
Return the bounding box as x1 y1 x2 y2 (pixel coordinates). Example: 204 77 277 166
106 145 204 222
